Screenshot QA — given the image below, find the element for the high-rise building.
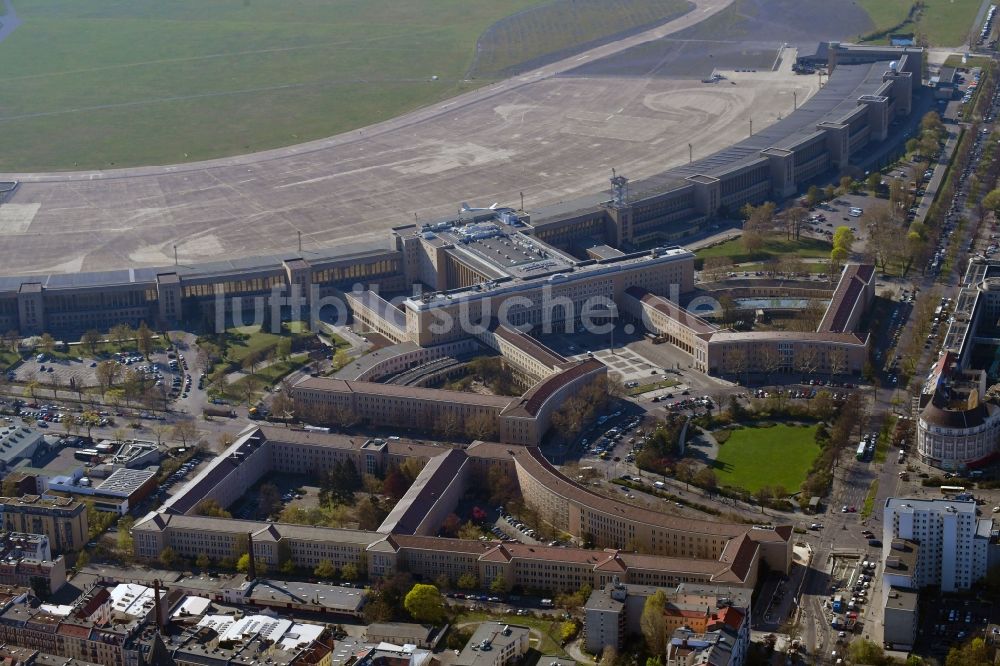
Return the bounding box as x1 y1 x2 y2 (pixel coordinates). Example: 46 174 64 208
882 498 993 592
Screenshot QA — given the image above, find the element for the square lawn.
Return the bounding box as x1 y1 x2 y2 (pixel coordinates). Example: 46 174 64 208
712 424 820 493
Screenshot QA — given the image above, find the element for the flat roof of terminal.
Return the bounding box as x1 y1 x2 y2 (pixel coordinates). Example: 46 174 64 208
0 239 391 293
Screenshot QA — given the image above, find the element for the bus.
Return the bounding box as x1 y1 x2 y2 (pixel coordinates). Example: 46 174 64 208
940 485 966 494
856 442 867 461
74 448 99 462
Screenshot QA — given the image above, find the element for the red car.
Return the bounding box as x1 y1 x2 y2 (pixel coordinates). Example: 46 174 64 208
849 506 857 513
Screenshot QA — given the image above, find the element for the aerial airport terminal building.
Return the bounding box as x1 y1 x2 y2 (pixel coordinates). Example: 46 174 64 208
0 44 920 338
132 426 792 593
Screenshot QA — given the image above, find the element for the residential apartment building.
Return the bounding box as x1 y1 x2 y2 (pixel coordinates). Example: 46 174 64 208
916 353 1000 470
0 533 66 595
584 582 751 655
0 496 88 554
882 498 994 592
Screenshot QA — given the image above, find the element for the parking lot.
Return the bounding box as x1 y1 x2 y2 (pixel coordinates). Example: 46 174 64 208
919 596 994 658
160 453 210 499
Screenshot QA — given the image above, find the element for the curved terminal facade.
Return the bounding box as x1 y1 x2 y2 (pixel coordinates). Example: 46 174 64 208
0 44 920 339
132 426 791 592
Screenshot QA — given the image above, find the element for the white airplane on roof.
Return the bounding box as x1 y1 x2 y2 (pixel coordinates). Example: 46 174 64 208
460 202 499 213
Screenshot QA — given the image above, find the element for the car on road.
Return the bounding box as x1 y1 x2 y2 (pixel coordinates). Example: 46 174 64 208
809 523 823 530
842 505 848 513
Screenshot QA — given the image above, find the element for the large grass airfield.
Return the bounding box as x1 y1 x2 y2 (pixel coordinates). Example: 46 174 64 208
0 0 952 276
0 0 693 171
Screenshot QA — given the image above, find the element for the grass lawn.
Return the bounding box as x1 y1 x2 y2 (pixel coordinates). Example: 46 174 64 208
221 357 308 403
0 351 20 372
696 236 832 265
712 424 820 493
627 378 679 396
856 0 982 46
861 479 879 519
0 0 692 170
945 54 994 70
225 327 286 364
224 321 311 364
472 0 690 77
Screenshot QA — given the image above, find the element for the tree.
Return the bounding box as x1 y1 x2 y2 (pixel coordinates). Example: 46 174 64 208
242 373 261 407
242 350 263 375
490 576 509 595
111 323 134 351
160 546 179 569
839 175 854 194
236 553 251 573
80 329 101 356
382 467 410 501
95 360 119 395
136 322 154 359
314 560 336 579
23 380 39 402
464 412 497 441
195 499 232 518
356 496 386 530
694 467 717 491
196 553 211 569
172 420 198 447
39 333 55 355
866 172 881 193
702 256 734 281
675 459 696 490
599 646 619 666
151 423 170 447
75 550 90 570
258 483 282 519
805 184 821 206
440 513 462 537
458 521 482 540
784 206 807 240
755 485 772 512
640 589 667 657
983 188 1000 215
832 225 855 252
457 572 478 590
280 559 296 574
271 390 295 419
333 348 352 370
404 584 446 624
944 637 991 666
117 515 134 554
341 562 360 581
849 639 888 665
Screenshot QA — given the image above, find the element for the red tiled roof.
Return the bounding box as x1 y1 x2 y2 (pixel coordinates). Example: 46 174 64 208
502 359 605 417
